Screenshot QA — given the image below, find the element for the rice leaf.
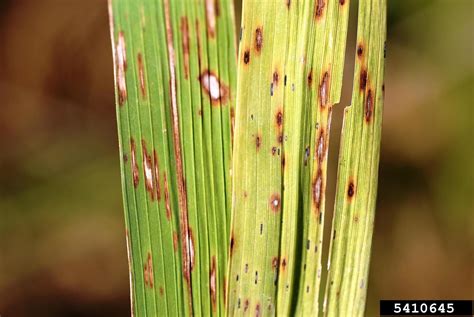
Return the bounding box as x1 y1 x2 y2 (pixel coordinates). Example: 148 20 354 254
323 0 387 316
108 0 236 315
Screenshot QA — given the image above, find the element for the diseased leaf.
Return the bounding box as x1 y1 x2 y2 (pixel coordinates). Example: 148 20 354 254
108 0 236 315
324 0 386 316
227 0 350 316
108 0 386 315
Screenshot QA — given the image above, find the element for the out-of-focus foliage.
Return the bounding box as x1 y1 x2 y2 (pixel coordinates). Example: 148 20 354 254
0 0 472 316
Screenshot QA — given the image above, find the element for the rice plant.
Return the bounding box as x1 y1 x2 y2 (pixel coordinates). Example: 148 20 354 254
108 0 385 316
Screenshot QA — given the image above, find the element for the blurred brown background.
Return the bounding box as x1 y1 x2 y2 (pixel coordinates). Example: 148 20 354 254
0 0 472 316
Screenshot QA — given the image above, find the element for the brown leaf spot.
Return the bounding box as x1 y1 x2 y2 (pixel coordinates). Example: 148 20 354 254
271 147 277 156
116 31 127 106
153 150 161 201
159 286 164 296
144 252 154 288
255 27 263 53
180 17 190 79
269 194 281 213
272 257 279 270
281 154 285 169
210 256 217 312
277 134 283 144
347 180 355 199
173 231 179 252
230 232 235 255
304 146 310 166
205 0 216 38
195 19 202 64
243 50 250 64
137 53 146 98
163 173 172 220
365 89 374 123
315 0 326 19
199 69 230 105
141 140 155 200
360 69 368 91
316 128 326 163
256 135 261 150
273 70 279 87
130 138 139 188
319 71 330 107
340 0 346 5
255 303 261 317
244 299 250 312
312 169 323 211
357 43 364 59
214 0 220 16
276 110 283 127
307 69 313 87
281 258 287 271
286 0 291 9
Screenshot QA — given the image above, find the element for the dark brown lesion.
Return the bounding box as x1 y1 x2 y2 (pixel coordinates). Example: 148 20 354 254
312 168 323 211
281 258 287 271
130 138 139 188
365 89 374 123
273 70 279 87
255 27 263 53
255 303 261 317
163 173 172 220
243 50 250 64
195 19 202 64
316 127 327 163
153 150 161 201
319 71 330 108
144 252 154 288
359 69 368 91
116 31 128 106
315 0 326 20
272 257 279 270
180 17 190 79
307 69 313 87
269 193 281 212
357 43 364 59
347 179 355 199
256 134 261 150
137 52 146 98
230 231 235 256
276 109 283 127
173 231 179 252
277 133 283 144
